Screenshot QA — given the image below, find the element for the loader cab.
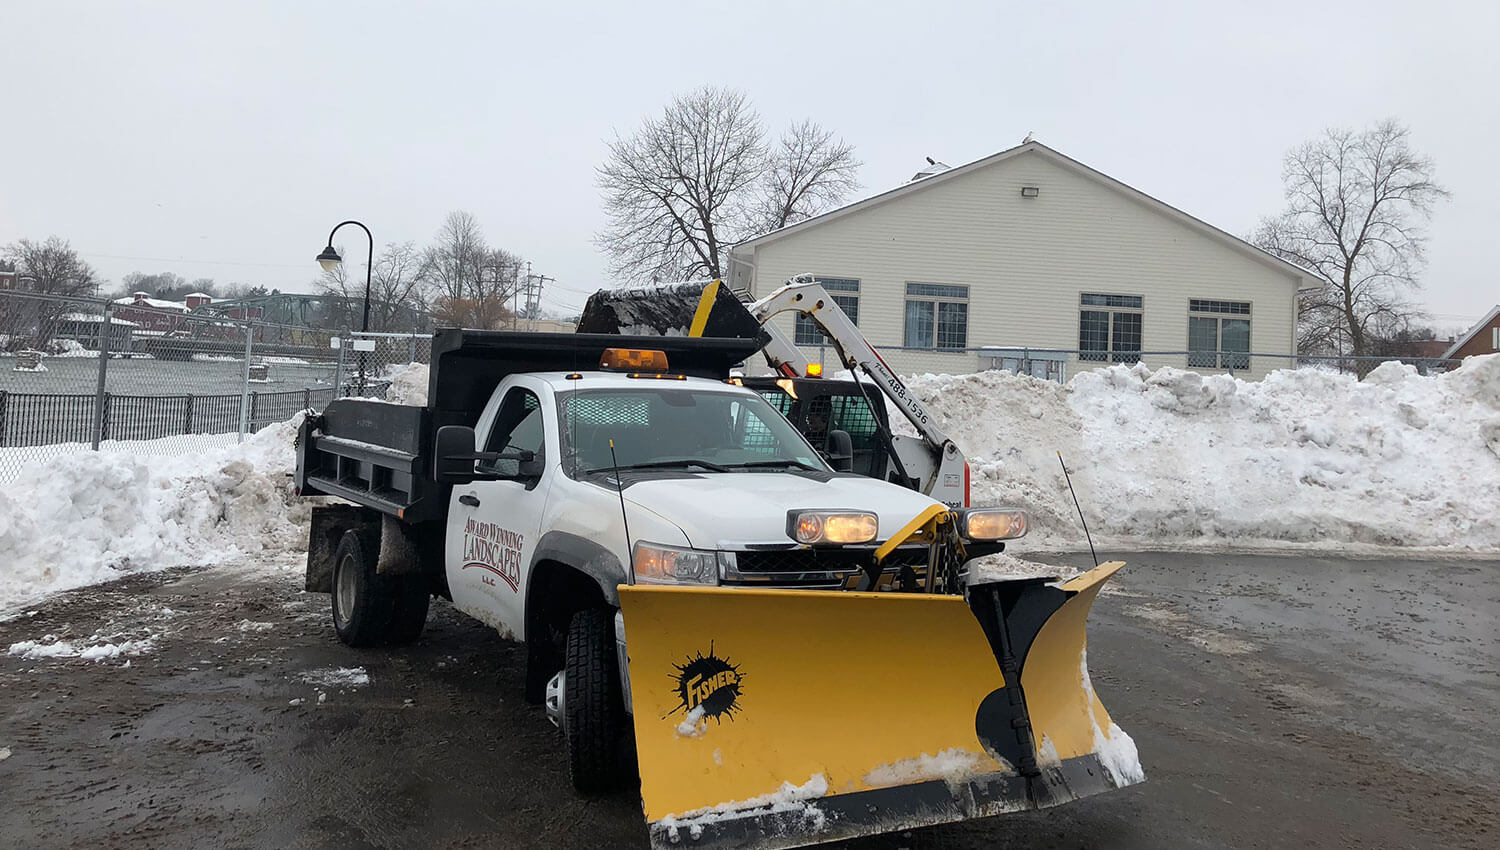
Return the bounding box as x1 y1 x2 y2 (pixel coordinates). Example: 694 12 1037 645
740 377 890 479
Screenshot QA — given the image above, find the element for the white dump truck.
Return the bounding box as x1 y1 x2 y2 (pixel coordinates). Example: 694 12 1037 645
294 329 1138 850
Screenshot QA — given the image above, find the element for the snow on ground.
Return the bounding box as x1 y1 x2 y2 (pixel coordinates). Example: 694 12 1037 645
0 415 313 613
1 355 1495 612
300 666 371 688
7 635 155 661
909 355 1500 552
383 361 429 405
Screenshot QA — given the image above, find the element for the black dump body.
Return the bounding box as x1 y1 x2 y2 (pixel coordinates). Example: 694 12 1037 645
295 328 762 522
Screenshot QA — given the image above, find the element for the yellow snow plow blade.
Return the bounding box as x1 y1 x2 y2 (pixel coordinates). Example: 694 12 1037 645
617 562 1140 850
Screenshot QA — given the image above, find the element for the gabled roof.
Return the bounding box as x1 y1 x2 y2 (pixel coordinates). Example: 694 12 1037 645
733 141 1321 288
1442 304 1500 360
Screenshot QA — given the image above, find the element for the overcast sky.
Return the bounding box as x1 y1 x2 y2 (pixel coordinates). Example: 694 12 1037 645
2 1 1494 331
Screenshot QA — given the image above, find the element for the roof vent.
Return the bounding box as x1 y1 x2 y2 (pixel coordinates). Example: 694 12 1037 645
909 156 951 183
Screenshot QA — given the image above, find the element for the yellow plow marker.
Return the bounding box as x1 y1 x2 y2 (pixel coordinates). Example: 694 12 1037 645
617 562 1140 849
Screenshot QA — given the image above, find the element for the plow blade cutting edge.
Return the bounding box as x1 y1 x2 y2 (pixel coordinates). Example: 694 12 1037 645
616 562 1142 850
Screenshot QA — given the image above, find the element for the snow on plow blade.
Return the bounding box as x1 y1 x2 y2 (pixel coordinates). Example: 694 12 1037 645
576 280 769 345
616 562 1142 850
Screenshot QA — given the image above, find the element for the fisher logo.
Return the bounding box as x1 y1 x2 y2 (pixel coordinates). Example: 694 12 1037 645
669 643 744 722
460 518 523 592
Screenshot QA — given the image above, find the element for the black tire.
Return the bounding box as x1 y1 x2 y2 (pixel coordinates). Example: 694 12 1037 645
330 528 394 647
387 574 430 645
564 608 632 793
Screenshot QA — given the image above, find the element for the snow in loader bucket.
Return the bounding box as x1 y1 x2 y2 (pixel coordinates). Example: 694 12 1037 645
576 280 770 345
616 562 1142 850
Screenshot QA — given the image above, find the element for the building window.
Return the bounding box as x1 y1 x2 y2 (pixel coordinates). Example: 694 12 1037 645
1187 299 1251 369
904 283 969 350
1079 293 1142 362
794 277 860 345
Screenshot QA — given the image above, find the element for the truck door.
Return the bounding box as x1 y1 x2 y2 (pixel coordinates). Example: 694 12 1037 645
445 385 552 638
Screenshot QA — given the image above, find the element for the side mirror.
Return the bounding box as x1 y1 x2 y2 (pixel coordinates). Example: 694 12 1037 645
517 455 545 479
434 425 478 485
826 429 854 473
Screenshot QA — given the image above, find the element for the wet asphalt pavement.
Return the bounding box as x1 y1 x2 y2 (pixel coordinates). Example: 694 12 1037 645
0 551 1495 849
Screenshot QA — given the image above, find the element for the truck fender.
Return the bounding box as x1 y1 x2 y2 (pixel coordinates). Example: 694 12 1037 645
377 513 440 577
527 531 628 608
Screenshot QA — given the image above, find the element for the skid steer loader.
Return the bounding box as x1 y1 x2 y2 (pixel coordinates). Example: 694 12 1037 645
577 276 969 506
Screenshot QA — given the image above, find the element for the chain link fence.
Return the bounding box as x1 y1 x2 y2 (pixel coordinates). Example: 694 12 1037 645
1 287 1467 483
0 290 344 482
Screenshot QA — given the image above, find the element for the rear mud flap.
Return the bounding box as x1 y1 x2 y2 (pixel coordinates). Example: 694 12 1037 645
617 562 1139 850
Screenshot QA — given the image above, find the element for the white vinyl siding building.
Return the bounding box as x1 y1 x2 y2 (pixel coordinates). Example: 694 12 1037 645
727 142 1319 380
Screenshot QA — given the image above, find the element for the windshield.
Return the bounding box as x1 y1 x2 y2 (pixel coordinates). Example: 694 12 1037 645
557 387 829 476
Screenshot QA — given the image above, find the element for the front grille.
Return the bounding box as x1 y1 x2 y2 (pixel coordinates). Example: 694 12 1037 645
728 547 928 575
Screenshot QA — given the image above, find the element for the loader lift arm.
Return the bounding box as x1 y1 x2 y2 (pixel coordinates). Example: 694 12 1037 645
747 274 968 503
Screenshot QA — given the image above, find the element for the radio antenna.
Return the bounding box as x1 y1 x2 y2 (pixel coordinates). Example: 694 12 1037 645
1056 451 1098 568
609 439 635 579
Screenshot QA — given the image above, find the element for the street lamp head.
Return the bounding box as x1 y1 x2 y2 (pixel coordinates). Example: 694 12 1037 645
315 245 342 273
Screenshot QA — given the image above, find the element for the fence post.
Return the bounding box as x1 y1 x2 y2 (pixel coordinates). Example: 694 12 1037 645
332 337 345 399
184 394 194 435
90 303 113 450
0 390 7 448
100 393 112 442
237 320 254 442
408 334 415 365
303 388 311 410
249 391 259 433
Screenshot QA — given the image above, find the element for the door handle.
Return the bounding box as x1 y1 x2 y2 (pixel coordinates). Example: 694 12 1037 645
458 493 481 508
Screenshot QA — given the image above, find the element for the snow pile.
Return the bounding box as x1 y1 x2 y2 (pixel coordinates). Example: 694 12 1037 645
0 415 314 613
48 339 99 358
659 774 830 842
910 355 1500 551
384 362 430 406
8 634 155 661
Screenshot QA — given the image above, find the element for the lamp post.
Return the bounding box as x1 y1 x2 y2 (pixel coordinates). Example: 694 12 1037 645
316 220 374 393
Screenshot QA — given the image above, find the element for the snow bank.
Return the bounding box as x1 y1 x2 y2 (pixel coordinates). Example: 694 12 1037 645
384 362 430 406
912 355 1500 552
0 415 313 613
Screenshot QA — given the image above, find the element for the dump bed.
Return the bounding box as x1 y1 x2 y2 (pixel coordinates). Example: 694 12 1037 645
295 328 762 522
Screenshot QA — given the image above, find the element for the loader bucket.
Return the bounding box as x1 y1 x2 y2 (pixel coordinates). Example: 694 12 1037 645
616 562 1141 850
577 280 770 346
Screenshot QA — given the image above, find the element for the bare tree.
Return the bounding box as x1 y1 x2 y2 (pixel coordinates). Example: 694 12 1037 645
756 119 862 231
422 212 518 329
369 242 431 330
5 237 99 296
1253 120 1449 361
597 86 860 284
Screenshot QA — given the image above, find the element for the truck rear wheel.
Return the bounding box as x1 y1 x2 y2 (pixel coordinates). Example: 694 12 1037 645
331 529 394 647
564 607 632 793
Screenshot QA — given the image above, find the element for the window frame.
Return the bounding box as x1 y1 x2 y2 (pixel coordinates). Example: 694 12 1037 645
1187 298 1253 370
794 277 861 346
903 282 970 351
479 386 546 477
1078 292 1144 363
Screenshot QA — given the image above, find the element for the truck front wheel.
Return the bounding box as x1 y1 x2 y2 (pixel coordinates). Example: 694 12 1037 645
563 607 633 793
331 529 394 647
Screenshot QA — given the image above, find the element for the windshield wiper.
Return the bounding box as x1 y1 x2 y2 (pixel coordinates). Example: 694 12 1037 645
723 459 822 471
582 458 731 475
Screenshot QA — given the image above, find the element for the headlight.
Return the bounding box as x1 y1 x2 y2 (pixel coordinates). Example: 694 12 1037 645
785 510 879 545
960 507 1029 541
633 542 718 585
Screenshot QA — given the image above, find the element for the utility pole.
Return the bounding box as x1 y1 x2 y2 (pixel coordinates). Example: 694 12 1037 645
518 264 553 332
